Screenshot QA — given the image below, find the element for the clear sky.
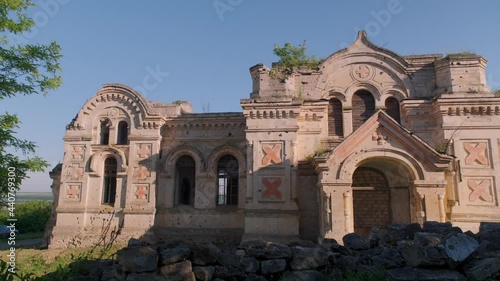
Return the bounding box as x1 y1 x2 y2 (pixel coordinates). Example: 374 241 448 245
2 0 499 192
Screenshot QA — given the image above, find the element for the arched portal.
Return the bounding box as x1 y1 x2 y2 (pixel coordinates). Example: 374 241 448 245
351 159 412 236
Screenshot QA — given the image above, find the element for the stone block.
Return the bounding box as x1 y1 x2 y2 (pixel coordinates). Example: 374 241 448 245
260 259 286 275
159 260 195 281
117 245 158 273
400 243 446 268
386 268 467 281
159 243 191 265
190 242 221 265
282 270 326 281
244 274 267 281
213 265 246 279
242 257 259 273
462 256 500 281
342 233 370 250
443 233 479 263
414 232 443 247
289 246 329 270
192 266 215 281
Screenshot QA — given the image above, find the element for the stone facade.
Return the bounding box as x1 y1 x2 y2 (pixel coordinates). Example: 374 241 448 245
45 31 500 248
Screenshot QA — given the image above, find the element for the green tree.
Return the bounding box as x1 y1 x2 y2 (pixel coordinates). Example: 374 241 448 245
0 0 62 206
269 40 319 80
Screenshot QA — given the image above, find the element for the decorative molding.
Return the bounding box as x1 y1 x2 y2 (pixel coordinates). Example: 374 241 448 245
248 110 296 119
67 164 84 180
446 106 500 116
466 178 496 206
162 122 245 132
463 141 489 166
259 176 284 202
133 184 149 201
133 166 151 181
137 143 152 159
372 130 388 145
70 145 85 161
261 142 283 166
65 183 82 202
351 64 375 82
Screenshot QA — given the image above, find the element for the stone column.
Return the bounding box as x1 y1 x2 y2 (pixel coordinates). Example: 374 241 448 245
246 140 254 200
322 182 352 242
414 180 446 223
343 107 353 136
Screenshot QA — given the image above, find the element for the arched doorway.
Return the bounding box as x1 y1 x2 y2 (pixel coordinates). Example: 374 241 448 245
352 159 412 236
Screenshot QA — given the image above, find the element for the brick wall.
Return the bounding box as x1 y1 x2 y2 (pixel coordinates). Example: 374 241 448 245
352 167 388 187
352 167 390 236
353 190 391 236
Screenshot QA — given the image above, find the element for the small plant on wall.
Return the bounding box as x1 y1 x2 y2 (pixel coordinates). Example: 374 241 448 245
305 147 330 163
269 40 320 81
436 143 448 154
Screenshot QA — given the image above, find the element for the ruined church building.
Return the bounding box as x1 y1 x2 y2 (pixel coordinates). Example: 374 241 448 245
46 31 500 248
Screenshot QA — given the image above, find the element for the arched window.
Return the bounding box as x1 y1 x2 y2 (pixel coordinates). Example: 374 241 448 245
102 157 117 205
328 98 343 136
352 90 375 131
217 155 239 206
117 121 129 145
100 119 111 145
385 97 401 124
175 156 195 206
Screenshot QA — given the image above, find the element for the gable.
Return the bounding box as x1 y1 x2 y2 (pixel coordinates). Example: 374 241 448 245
309 31 416 101
319 110 453 180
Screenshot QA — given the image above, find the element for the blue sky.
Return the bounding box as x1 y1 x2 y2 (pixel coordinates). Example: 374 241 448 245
2 0 500 192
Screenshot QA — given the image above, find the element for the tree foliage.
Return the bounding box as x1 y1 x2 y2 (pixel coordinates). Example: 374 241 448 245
0 0 62 205
269 40 319 80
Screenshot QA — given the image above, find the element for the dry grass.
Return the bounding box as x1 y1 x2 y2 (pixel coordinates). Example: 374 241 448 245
0 243 126 279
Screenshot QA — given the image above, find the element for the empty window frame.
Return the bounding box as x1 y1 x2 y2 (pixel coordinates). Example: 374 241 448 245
117 121 129 145
102 157 117 205
217 155 238 206
100 119 111 145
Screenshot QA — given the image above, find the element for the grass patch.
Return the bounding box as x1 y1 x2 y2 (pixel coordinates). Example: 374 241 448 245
445 51 476 58
0 243 125 280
